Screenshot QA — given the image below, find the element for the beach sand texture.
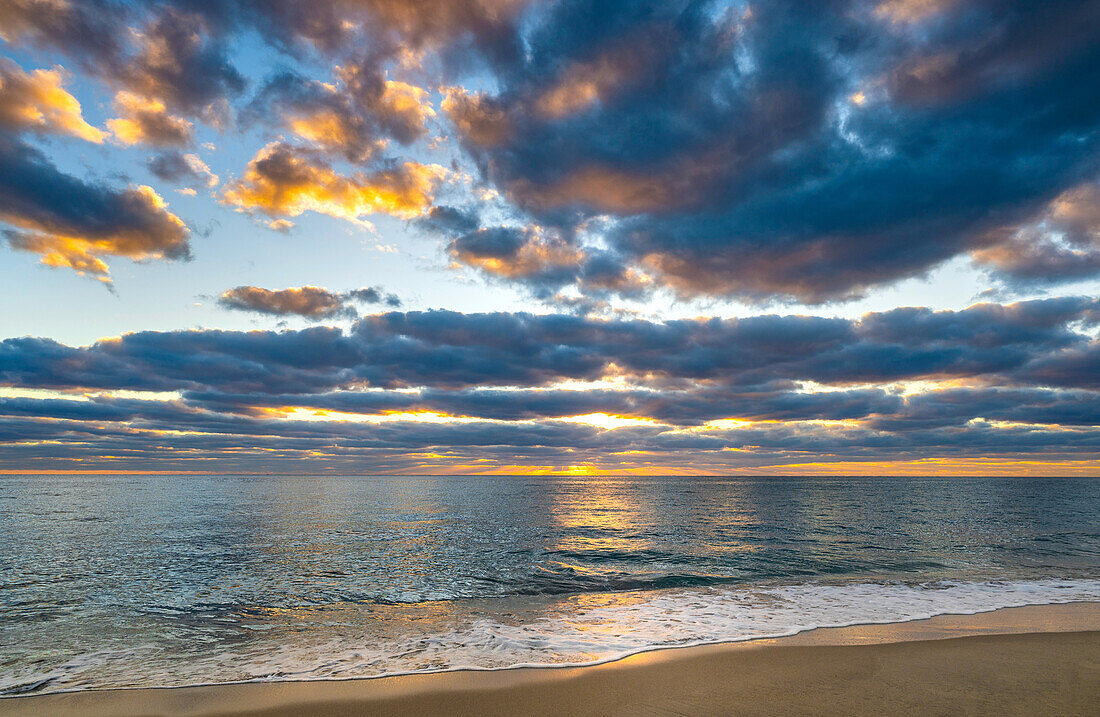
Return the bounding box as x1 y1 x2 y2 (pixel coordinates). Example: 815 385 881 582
3 604 1098 716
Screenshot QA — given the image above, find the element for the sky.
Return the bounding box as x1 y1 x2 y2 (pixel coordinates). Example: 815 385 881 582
0 0 1099 475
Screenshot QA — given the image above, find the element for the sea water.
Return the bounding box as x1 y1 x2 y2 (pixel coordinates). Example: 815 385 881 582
1 474 1099 695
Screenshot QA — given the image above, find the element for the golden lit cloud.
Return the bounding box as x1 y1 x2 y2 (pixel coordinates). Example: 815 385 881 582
264 65 434 161
556 413 663 430
512 165 673 214
219 286 348 318
107 91 194 146
451 226 585 278
767 457 1100 477
535 47 642 119
441 87 512 146
359 0 529 49
1049 182 1100 230
263 408 485 424
971 181 1100 279
0 59 105 142
288 108 383 157
222 142 446 223
3 184 189 283
378 79 435 133
874 0 955 24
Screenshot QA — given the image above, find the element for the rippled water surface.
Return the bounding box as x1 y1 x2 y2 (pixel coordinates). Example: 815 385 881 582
2 475 1099 694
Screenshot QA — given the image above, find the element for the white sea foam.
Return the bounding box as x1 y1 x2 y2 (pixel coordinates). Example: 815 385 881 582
4 577 1098 695
264 578 1100 678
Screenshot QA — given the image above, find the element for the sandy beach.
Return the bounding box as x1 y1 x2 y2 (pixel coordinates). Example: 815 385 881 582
2 602 1097 717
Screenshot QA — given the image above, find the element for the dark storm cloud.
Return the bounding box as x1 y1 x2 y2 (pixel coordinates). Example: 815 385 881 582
441 0 1100 302
218 285 400 319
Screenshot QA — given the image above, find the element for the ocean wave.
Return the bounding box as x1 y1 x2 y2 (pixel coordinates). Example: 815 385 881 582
4 577 1098 696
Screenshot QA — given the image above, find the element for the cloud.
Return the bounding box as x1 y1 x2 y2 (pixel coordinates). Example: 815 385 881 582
1 391 1098 474
143 0 529 68
441 87 513 147
0 0 528 66
115 9 245 125
2 1 1100 472
873 0 955 24
3 4 246 126
222 141 446 223
247 0 529 61
0 0 127 68
3 297 1100 471
0 136 190 283
1014 340 1100 392
447 224 649 298
450 225 582 284
107 91 194 146
218 285 401 319
418 204 481 234
245 64 433 161
533 43 647 120
345 286 402 307
436 0 1100 303
0 55 190 283
868 387 1100 431
335 62 434 144
219 286 350 318
0 59 105 142
185 384 905 426
973 181 1100 285
2 297 1095 394
148 151 219 188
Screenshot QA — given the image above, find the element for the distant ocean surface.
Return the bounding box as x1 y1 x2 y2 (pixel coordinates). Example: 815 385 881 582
2 475 1099 695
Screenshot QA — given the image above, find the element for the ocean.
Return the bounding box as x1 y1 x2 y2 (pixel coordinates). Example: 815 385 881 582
2 474 1099 696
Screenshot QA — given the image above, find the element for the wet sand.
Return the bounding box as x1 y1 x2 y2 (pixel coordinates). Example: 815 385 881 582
3 602 1098 716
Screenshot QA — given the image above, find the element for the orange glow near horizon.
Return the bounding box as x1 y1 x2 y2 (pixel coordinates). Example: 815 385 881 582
3 457 1097 477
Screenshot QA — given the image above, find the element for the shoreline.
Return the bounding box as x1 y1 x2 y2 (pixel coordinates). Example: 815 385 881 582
2 602 1098 716
7 597 1099 696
